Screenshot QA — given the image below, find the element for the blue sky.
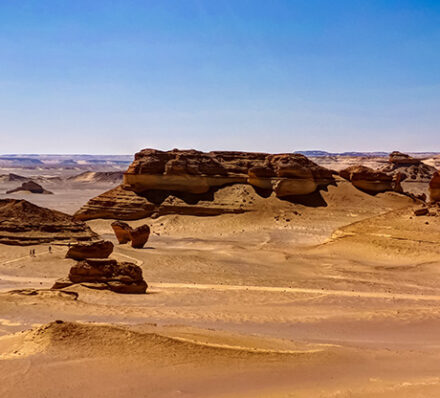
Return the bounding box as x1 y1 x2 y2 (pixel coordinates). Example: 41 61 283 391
0 0 439 154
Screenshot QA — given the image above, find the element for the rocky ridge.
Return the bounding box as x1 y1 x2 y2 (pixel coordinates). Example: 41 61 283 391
75 149 335 220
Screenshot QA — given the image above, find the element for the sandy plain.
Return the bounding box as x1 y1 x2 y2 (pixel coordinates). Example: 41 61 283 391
1 170 440 397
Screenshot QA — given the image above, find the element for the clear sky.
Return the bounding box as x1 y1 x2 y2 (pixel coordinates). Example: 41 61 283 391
0 0 439 154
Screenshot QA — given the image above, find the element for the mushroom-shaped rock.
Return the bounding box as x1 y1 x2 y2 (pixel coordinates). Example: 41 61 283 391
340 166 394 194
429 172 440 202
129 224 150 249
52 258 147 294
66 240 113 260
111 221 133 244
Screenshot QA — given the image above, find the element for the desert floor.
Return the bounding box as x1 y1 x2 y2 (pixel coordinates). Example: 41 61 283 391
1 180 440 397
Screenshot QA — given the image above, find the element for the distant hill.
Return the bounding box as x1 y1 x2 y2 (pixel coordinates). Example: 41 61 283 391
67 171 124 184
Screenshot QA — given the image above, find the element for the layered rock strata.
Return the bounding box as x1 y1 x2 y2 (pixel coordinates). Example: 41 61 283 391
0 199 97 245
52 258 147 294
75 149 335 220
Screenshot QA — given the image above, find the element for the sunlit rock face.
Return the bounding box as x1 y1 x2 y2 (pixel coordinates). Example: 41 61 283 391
430 172 440 202
123 149 334 197
339 166 394 194
74 149 336 221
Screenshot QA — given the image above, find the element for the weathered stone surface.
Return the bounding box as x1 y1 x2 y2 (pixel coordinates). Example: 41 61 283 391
0 199 97 246
129 224 150 249
414 207 429 216
388 151 421 166
430 172 440 202
124 149 334 196
74 149 335 220
111 221 133 244
339 166 394 193
6 181 53 195
66 240 113 260
52 258 147 294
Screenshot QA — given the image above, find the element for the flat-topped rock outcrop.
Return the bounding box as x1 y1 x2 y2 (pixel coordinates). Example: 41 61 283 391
0 199 97 245
74 149 335 220
52 258 147 294
124 149 334 196
6 181 53 195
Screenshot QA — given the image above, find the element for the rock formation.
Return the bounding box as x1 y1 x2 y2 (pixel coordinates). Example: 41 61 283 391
380 151 437 185
75 149 335 220
339 166 394 193
129 224 150 248
0 199 97 245
52 258 147 294
66 240 114 260
430 172 440 202
6 181 53 195
111 221 133 244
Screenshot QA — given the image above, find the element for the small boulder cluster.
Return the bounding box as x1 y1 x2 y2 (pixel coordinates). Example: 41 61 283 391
52 240 147 294
111 221 150 249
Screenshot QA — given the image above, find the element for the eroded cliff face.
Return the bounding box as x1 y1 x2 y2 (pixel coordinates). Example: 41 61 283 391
74 149 336 221
123 149 334 197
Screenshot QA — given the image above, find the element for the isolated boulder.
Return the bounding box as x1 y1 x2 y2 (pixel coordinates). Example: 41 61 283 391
66 240 113 260
414 207 429 216
52 258 147 294
111 221 133 244
129 224 150 249
430 172 440 202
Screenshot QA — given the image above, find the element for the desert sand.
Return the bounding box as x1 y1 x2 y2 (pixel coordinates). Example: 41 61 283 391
1 156 440 397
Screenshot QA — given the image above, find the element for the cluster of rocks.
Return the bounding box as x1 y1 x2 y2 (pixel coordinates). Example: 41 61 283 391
0 199 97 245
53 240 147 294
340 151 439 201
111 221 150 248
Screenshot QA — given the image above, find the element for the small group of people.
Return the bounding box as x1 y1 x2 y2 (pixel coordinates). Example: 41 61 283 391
29 246 52 257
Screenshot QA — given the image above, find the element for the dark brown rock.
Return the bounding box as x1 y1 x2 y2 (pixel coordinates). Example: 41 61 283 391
52 258 147 294
129 224 150 249
414 208 429 216
66 240 113 260
111 221 133 244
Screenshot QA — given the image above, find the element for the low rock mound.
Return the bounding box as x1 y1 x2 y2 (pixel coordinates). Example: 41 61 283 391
52 258 147 294
0 199 97 245
66 240 114 260
6 181 53 195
